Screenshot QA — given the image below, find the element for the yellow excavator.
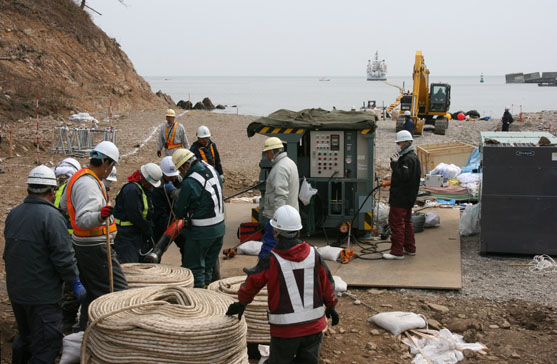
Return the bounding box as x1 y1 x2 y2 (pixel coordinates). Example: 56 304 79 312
396 51 452 135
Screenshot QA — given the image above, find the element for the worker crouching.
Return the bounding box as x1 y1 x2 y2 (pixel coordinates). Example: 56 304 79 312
172 148 225 287
227 205 339 364
4 166 85 363
113 163 163 263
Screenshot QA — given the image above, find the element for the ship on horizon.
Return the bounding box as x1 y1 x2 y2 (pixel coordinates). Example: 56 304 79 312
366 51 387 81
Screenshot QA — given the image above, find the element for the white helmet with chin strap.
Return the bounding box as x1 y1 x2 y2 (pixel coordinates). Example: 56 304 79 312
140 163 163 188
27 165 58 193
270 205 303 233
395 130 413 142
197 125 211 138
91 141 119 165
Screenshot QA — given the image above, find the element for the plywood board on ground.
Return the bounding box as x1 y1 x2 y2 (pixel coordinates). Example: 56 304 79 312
163 204 462 290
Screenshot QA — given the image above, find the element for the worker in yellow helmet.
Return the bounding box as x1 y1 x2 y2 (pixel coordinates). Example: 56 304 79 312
157 109 190 157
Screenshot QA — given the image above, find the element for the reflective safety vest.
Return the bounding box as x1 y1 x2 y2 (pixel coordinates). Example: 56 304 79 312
188 162 224 227
198 144 216 166
54 182 73 235
165 122 181 149
268 247 325 326
66 168 117 238
114 182 148 226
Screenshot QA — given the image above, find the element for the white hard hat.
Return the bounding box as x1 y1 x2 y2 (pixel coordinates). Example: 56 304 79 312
197 125 211 138
160 156 179 177
91 141 119 165
270 205 303 232
172 148 196 169
504 106 510 110
27 165 57 188
404 111 411 116
106 166 117 182
395 130 413 142
166 109 176 117
140 163 163 188
62 158 81 171
263 137 284 152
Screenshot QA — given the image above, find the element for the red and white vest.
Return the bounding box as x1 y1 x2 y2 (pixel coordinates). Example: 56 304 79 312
268 247 325 326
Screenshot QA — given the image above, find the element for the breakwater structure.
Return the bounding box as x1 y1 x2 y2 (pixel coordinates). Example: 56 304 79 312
505 72 557 86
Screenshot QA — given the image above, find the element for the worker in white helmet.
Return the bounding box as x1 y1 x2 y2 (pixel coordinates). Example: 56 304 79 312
113 163 163 263
157 109 190 157
4 165 85 362
228 205 338 364
190 125 224 181
172 148 224 287
402 110 414 135
244 137 300 275
58 140 128 330
383 131 421 260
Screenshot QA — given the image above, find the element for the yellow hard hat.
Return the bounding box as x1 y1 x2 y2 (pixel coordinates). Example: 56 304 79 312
166 109 176 117
172 148 195 169
263 137 284 152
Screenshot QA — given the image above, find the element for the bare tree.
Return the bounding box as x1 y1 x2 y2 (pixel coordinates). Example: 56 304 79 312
80 1 126 10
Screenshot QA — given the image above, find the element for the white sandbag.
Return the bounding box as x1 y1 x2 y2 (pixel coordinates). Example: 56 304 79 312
404 328 486 364
456 172 481 184
299 177 318 206
69 112 98 124
317 246 343 262
424 212 440 228
257 344 270 364
459 203 481 236
429 163 461 179
333 275 347 294
369 311 427 336
236 240 263 256
375 202 390 223
60 331 84 364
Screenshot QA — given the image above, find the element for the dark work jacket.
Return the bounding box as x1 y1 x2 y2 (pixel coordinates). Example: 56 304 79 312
403 117 414 135
389 146 421 209
190 140 223 176
502 111 513 125
3 195 79 304
152 179 181 242
113 182 154 235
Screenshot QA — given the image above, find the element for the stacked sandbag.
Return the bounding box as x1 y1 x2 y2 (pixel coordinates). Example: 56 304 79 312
121 263 194 288
84 286 248 364
208 276 270 343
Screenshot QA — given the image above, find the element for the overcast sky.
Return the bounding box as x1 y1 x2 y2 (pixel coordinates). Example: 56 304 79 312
88 0 557 77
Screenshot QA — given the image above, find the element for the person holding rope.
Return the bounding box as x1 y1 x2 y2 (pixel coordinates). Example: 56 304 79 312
157 109 190 157
59 141 128 330
227 205 338 364
113 163 162 263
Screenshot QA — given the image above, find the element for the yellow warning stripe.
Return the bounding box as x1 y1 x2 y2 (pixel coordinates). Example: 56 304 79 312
258 127 305 135
251 208 259 223
364 212 373 230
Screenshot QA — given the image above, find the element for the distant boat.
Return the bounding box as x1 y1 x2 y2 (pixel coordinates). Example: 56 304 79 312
480 73 484 83
366 51 387 81
319 77 331 82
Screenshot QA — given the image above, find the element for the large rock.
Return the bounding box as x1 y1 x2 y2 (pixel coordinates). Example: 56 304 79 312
193 102 206 110
177 100 193 110
202 97 215 110
215 104 226 110
156 91 175 106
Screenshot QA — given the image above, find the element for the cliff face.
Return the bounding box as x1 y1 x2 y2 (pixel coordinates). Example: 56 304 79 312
0 0 166 120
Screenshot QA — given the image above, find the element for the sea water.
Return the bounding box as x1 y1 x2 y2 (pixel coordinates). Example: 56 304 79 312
146 76 557 118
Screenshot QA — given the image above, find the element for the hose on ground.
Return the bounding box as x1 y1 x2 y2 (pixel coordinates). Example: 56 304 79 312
208 276 270 343
81 286 249 364
121 263 194 288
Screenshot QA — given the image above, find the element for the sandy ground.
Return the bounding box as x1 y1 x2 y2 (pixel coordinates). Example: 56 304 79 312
0 109 556 363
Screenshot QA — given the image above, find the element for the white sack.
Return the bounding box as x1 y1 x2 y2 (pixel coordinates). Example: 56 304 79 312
333 275 347 294
237 240 263 256
317 246 343 262
456 172 481 184
429 163 461 179
258 344 270 364
60 331 84 364
69 112 98 124
459 203 481 236
299 177 318 206
424 212 440 228
369 311 427 336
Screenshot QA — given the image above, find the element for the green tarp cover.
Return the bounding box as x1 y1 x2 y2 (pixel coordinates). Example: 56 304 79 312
247 108 377 137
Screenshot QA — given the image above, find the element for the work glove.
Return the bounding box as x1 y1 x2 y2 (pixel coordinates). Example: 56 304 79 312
71 278 87 302
157 150 162 158
100 205 114 220
165 181 177 194
390 152 400 163
220 175 225 184
325 306 339 326
226 302 247 320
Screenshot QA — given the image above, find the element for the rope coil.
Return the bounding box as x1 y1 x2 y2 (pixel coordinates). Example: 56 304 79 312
82 286 249 364
529 254 557 274
121 263 194 288
208 276 270 343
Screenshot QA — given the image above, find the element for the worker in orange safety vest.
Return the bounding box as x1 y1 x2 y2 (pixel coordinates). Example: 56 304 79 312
157 109 190 157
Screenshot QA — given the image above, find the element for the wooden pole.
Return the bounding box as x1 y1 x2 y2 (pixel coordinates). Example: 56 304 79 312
109 98 113 142
9 130 12 157
106 218 114 293
35 93 40 164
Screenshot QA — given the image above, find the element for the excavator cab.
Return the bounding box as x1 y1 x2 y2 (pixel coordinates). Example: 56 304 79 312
429 83 451 113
